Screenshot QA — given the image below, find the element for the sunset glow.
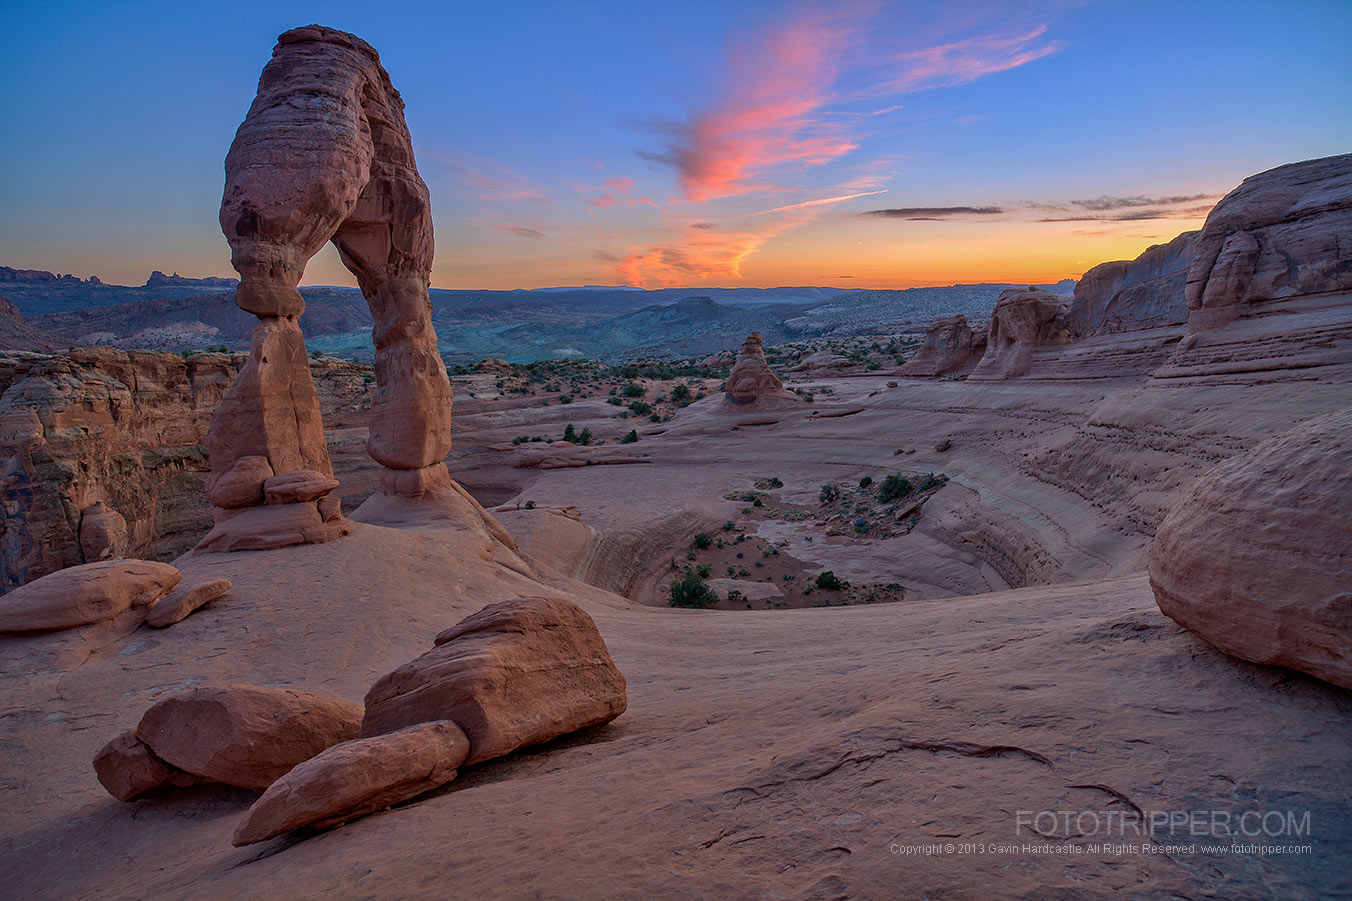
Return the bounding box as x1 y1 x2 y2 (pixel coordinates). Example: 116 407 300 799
1 0 1348 290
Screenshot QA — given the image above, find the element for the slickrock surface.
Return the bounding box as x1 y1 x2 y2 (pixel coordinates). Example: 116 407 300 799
0 559 180 632
232 720 471 845
1149 409 1352 688
209 23 453 551
898 313 986 377
1186 154 1352 332
968 288 1070 380
362 597 627 763
723 332 800 407
131 684 364 792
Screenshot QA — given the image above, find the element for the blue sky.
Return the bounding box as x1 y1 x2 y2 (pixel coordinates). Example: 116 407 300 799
1 0 1348 289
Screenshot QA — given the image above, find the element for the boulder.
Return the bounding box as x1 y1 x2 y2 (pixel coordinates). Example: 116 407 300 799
78 501 129 562
0 560 181 633
362 597 627 764
205 454 274 509
92 731 198 801
968 288 1070 380
1149 409 1352 688
232 720 470 845
134 684 363 791
263 470 340 504
723 333 799 407
145 578 233 628
899 315 987 377
1185 154 1352 332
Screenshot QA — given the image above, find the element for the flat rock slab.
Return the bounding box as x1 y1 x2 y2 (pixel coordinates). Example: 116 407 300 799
135 684 363 791
146 578 233 628
232 720 470 845
0 560 181 633
362 597 627 763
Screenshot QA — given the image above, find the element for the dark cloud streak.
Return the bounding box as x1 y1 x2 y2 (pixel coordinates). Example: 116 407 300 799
862 206 1004 219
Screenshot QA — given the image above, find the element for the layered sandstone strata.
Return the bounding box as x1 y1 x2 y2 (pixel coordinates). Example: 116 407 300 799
968 288 1070 380
899 314 987 377
724 332 799 406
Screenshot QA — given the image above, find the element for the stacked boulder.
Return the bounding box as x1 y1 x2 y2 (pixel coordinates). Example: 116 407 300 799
91 596 628 846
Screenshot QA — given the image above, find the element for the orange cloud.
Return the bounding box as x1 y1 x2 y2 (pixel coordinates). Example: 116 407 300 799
648 7 864 202
602 229 772 288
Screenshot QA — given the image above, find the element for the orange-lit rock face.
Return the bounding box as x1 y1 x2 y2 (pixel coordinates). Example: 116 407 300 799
724 332 798 406
209 24 454 552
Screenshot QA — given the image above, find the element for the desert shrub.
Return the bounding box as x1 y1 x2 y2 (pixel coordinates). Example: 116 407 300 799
512 436 528 445
816 571 848 591
696 562 712 578
559 394 573 404
629 401 652 416
563 423 578 443
915 472 943 492
623 382 646 398
524 500 536 509
727 589 744 603
671 384 692 404
669 568 719 608
620 429 638 444
819 484 841 504
853 517 871 534
721 520 735 531
754 477 783 489
693 532 714 550
859 476 873 489
877 474 914 503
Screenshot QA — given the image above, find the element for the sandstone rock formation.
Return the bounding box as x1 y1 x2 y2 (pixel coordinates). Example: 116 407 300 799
1067 231 1197 337
0 348 377 592
78 500 129 562
204 24 454 552
93 731 200 801
724 333 798 407
1149 409 1352 688
899 314 987 377
968 288 1070 380
0 559 180 633
109 684 363 794
1185 154 1352 332
145 577 232 627
362 597 627 763
232 720 471 845
0 294 55 351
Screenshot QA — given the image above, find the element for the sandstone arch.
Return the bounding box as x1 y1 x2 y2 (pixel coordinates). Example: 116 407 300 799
199 25 453 552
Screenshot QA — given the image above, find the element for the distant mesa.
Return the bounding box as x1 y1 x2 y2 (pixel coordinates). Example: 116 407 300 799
0 266 101 284
724 332 800 407
143 270 239 289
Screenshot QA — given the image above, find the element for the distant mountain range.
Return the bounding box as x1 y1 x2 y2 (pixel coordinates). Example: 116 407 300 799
0 265 1074 361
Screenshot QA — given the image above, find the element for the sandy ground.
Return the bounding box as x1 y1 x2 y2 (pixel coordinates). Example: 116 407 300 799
2 316 1351 898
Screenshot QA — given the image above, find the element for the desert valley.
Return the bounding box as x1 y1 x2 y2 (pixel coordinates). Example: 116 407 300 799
1 9 1350 901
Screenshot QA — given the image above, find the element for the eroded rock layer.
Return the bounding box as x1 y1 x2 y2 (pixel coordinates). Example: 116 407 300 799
724 332 799 406
899 314 987 377
207 24 454 550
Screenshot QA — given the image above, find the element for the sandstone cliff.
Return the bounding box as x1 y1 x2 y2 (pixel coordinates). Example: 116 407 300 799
899 314 987 377
1066 231 1197 337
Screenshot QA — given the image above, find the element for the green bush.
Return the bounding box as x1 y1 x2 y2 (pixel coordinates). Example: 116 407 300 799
816 571 848 591
859 476 873 489
622 382 646 398
671 384 692 404
696 562 712 578
563 424 578 443
669 568 719 608
693 532 714 550
629 401 652 416
877 474 914 503
819 484 840 504
620 429 638 444
754 477 783 489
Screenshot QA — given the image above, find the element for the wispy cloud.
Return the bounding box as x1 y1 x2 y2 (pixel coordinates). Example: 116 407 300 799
643 8 1061 204
575 176 670 212
439 153 554 206
1066 193 1214 211
500 225 546 239
757 189 888 216
878 27 1061 94
862 205 1003 219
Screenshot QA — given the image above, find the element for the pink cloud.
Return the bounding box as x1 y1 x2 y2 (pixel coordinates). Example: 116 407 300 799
438 153 554 206
576 176 670 213
879 27 1061 94
602 229 773 288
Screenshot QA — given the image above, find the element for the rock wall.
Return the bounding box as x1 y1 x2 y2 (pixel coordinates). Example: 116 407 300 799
1186 154 1352 332
1066 231 1197 337
0 349 375 592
